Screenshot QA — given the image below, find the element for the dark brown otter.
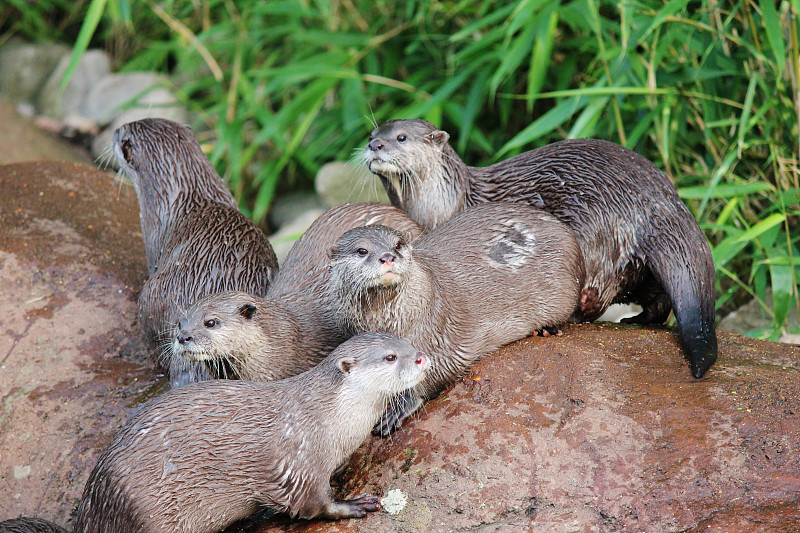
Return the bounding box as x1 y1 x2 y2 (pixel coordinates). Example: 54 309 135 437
363 119 717 378
328 202 585 434
0 518 67 533
112 118 278 386
168 202 422 382
2 333 427 533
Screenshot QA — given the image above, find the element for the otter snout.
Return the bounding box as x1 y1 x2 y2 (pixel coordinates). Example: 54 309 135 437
368 139 384 151
177 332 192 345
379 252 396 266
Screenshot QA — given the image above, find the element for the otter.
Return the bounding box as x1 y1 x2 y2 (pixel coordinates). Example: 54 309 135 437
0 518 67 533
363 119 717 378
327 202 585 435
2 333 428 533
112 118 278 386
168 202 422 382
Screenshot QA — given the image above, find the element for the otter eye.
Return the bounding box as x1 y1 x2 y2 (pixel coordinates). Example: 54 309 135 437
368 132 374 141
356 248 368 256
394 241 404 251
204 319 217 328
397 134 407 143
384 353 397 362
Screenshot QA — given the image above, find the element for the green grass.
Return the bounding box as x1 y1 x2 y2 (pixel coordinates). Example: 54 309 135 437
1 0 798 338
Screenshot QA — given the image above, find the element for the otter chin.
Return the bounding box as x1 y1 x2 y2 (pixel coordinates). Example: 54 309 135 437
378 271 403 287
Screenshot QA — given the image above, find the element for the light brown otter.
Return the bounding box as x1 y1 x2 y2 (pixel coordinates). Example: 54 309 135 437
328 202 585 435
112 118 278 386
2 333 427 533
363 119 717 378
169 202 422 382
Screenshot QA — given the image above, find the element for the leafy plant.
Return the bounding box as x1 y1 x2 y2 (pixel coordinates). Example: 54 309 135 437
2 0 798 337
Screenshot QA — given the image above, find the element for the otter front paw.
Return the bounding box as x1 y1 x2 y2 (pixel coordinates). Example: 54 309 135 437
532 325 563 337
323 494 381 519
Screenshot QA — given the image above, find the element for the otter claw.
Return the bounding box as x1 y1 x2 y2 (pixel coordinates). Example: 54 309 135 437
343 494 381 511
324 494 381 519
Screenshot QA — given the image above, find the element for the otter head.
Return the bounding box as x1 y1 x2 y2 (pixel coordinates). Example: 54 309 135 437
329 224 413 293
169 291 271 379
362 119 467 231
112 118 235 211
331 332 428 404
363 119 449 182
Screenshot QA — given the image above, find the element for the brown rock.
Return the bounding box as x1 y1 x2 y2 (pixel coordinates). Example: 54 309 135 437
0 161 159 527
0 96 93 165
253 326 799 532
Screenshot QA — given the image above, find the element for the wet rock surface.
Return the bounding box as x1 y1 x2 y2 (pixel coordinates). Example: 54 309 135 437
0 161 160 526
0 161 798 532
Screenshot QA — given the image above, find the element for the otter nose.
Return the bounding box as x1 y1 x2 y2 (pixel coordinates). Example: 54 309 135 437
177 332 192 344
368 139 384 151
379 252 396 265
415 352 428 368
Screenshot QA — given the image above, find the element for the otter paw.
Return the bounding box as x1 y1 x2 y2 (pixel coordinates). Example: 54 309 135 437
533 326 563 337
324 495 381 519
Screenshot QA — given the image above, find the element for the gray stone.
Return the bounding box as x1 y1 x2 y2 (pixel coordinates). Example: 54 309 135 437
720 289 799 342
269 207 326 265
86 72 189 161
597 303 641 322
315 161 389 207
268 190 326 230
81 71 177 123
36 49 110 120
0 42 69 104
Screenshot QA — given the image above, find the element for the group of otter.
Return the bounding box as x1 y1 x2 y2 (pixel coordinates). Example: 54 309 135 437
2 117 716 533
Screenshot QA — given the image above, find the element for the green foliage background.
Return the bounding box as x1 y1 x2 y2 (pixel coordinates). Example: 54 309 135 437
2 0 798 338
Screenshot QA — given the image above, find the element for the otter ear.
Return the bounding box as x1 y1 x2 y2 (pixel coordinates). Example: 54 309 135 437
337 356 357 374
238 303 257 320
427 130 449 146
400 230 415 247
328 245 338 259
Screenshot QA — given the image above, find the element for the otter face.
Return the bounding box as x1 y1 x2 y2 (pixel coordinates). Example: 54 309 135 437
170 292 260 365
329 225 412 292
334 332 428 397
362 119 450 181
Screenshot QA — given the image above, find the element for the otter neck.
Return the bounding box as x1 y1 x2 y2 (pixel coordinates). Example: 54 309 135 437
240 299 305 381
134 164 238 273
342 258 434 336
389 143 470 231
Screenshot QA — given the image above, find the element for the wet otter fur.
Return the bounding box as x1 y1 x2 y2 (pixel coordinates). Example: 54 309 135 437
0 518 67 533
169 202 422 381
2 333 427 533
363 119 717 378
328 203 585 434
112 118 278 386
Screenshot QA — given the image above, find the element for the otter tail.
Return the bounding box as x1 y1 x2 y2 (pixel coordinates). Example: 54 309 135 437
640 215 718 378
